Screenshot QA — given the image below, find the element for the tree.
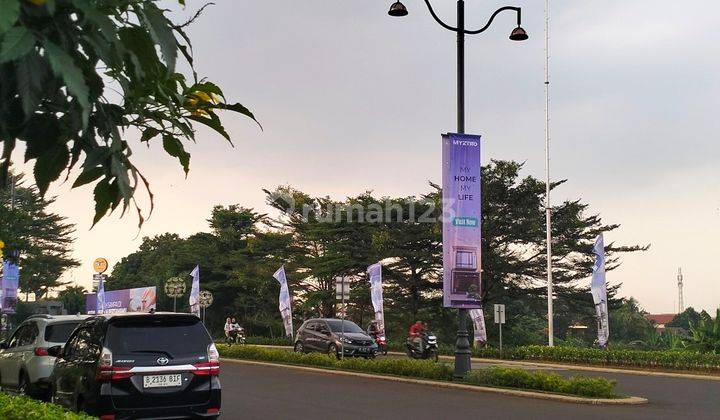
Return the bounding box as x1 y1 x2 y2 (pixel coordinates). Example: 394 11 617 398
57 285 87 314
608 297 655 342
0 0 258 226
0 176 79 299
668 307 701 330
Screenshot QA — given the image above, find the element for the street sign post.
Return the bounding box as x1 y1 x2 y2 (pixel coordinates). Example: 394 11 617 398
335 277 350 360
494 304 506 351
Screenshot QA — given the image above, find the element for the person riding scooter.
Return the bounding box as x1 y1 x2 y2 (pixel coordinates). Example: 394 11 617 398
407 320 427 352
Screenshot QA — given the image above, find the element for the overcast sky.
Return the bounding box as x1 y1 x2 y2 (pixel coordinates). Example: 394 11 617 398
16 0 719 314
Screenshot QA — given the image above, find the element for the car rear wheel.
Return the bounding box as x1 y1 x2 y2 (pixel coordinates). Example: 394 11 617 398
17 372 28 396
328 343 339 359
294 342 305 353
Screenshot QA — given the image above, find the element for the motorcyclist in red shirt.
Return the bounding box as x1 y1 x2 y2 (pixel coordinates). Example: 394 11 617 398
408 321 427 351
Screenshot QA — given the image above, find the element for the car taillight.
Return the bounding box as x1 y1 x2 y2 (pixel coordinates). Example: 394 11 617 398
100 415 115 420
34 347 49 356
207 408 220 415
193 343 220 376
95 347 133 381
192 361 220 376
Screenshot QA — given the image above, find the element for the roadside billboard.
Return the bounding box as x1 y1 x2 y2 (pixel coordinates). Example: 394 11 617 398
85 286 157 314
442 133 482 309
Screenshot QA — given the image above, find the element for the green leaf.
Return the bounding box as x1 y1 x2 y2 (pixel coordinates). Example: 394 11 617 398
0 0 20 34
72 166 103 188
186 113 232 144
140 2 177 73
110 154 131 200
217 102 262 129
16 52 47 116
73 0 117 42
140 127 160 143
162 135 190 175
118 26 161 78
0 26 35 63
43 41 90 127
33 144 70 195
92 179 112 227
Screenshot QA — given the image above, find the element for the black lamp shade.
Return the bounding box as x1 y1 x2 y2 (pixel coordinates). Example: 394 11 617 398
509 26 529 41
388 1 408 17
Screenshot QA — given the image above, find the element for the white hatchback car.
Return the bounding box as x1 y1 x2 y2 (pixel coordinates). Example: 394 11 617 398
0 314 89 398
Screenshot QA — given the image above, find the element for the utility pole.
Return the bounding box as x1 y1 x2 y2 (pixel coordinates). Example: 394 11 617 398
544 0 554 347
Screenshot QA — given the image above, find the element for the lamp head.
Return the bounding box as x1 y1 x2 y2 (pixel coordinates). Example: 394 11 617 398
388 1 408 17
509 26 529 41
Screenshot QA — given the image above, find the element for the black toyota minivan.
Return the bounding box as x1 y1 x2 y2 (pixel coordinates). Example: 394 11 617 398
47 313 221 419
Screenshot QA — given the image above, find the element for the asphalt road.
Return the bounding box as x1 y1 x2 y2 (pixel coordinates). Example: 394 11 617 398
219 360 720 420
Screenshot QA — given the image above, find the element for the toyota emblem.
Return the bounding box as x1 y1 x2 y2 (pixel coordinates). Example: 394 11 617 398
157 357 169 366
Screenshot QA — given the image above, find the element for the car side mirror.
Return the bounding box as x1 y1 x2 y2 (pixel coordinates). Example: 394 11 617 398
47 345 63 358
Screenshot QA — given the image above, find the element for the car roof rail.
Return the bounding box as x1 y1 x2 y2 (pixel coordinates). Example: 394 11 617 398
26 314 54 320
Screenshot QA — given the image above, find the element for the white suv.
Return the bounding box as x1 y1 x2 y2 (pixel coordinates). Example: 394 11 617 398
0 314 89 398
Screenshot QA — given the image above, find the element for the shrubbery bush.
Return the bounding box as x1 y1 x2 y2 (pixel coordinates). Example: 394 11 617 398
0 393 94 420
465 366 618 398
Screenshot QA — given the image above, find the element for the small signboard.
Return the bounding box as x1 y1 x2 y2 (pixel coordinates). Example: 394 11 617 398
335 277 350 300
494 304 506 324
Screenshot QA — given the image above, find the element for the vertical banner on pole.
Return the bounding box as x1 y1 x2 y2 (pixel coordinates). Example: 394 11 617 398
367 263 385 334
273 266 294 338
590 234 610 348
1 260 20 314
96 274 106 315
469 308 486 344
442 133 482 308
189 265 200 318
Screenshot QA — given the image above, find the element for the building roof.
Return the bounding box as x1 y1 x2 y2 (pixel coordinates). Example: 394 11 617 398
644 313 677 325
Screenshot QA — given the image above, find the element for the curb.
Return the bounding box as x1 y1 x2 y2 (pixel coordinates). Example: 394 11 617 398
220 357 648 405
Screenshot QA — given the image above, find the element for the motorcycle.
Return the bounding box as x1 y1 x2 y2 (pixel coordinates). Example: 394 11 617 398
405 332 438 361
372 334 388 355
226 328 246 346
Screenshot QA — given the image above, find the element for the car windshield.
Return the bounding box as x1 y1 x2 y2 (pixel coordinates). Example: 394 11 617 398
106 316 211 356
325 320 364 334
44 322 82 343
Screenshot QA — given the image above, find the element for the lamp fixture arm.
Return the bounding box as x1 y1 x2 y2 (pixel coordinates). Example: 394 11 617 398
465 6 521 35
422 0 458 32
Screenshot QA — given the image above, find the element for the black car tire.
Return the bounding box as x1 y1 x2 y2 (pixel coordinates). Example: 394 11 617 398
294 342 305 353
328 343 339 359
18 372 29 396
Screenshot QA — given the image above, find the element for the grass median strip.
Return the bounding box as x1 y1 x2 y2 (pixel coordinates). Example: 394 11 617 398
0 393 95 420
218 345 621 399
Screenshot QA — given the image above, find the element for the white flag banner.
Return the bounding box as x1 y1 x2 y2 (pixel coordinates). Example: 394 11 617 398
96 274 106 315
189 265 200 317
367 263 385 334
469 308 487 344
273 266 293 338
590 234 610 347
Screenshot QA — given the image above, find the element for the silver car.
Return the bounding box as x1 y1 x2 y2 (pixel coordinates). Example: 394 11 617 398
0 314 89 398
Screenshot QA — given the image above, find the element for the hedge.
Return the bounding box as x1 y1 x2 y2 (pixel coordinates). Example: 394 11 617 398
466 366 617 399
0 393 94 420
219 344 451 381
218 345 619 398
471 345 720 372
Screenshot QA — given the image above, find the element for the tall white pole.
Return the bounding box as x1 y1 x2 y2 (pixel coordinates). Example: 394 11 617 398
544 0 554 347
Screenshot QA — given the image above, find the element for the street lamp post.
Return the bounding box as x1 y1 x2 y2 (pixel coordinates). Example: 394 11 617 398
388 0 527 379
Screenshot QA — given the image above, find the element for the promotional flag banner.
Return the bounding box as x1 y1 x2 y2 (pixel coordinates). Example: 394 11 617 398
469 308 487 344
189 265 200 317
590 234 610 347
442 133 483 308
96 273 106 314
273 266 293 338
367 263 385 334
1 260 19 314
